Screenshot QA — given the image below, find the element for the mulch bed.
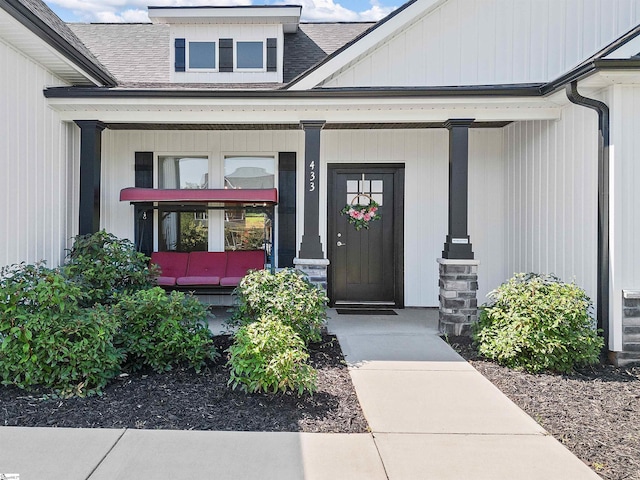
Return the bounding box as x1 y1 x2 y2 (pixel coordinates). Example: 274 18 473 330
0 334 369 434
448 336 640 480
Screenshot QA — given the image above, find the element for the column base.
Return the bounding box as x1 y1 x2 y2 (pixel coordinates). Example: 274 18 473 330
437 258 480 336
294 258 330 290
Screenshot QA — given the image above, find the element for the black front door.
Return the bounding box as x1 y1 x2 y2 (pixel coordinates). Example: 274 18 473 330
327 164 404 307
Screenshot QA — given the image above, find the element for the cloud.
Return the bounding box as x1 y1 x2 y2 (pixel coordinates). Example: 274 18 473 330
47 0 395 23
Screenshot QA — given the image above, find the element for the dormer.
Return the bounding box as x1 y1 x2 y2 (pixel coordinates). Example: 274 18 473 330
148 5 301 84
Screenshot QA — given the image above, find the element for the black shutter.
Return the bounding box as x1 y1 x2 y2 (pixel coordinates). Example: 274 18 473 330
266 38 277 72
219 38 233 72
278 152 296 267
175 38 185 72
134 152 154 257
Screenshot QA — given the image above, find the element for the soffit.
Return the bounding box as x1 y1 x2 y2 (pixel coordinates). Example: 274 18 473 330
0 8 100 85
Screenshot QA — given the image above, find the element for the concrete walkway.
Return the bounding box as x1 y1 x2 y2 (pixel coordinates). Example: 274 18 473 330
0 308 600 479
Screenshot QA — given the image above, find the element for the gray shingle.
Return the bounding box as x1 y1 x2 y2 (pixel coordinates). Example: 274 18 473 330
69 23 170 84
284 22 374 83
68 21 373 86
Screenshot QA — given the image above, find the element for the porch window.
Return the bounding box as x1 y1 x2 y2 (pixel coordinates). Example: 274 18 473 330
158 208 208 252
224 156 274 251
158 156 209 252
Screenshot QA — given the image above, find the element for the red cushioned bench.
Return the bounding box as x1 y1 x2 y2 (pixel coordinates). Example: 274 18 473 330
150 250 264 291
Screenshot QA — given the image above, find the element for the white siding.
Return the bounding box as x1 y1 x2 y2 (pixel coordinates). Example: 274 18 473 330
322 0 640 88
503 104 598 317
0 37 78 268
104 128 506 307
607 84 640 351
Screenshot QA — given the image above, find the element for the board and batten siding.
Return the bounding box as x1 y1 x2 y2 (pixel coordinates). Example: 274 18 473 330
0 37 79 269
607 84 640 351
503 103 598 326
322 0 640 88
103 127 506 307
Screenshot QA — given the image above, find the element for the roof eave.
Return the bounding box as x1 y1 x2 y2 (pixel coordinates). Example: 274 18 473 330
1 0 117 86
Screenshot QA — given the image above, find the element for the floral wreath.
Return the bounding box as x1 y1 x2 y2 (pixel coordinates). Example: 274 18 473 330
341 194 381 231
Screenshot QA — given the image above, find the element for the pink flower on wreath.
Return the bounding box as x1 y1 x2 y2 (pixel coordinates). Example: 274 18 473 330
363 213 372 221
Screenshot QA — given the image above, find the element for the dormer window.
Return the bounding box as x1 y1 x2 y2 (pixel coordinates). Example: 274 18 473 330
152 5 300 83
236 41 263 70
189 42 216 70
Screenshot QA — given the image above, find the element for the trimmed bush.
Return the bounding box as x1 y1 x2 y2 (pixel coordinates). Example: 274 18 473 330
232 269 327 344
64 230 156 306
473 273 603 373
227 315 317 394
0 263 122 396
113 287 217 373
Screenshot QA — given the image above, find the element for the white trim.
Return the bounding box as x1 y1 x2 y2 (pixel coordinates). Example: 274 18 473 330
186 40 218 72
234 40 266 72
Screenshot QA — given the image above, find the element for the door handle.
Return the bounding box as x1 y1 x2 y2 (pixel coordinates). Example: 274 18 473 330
337 241 346 247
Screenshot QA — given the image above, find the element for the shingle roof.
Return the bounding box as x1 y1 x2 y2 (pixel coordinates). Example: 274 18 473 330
7 0 115 84
68 21 373 87
284 22 374 83
69 23 170 84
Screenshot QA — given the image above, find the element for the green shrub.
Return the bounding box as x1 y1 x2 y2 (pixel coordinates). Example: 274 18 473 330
227 315 317 394
473 273 603 373
232 269 327 344
0 263 122 395
64 230 156 306
113 287 217 373
0 262 86 313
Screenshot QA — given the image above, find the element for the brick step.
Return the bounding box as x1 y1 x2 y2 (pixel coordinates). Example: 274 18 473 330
623 332 640 345
624 325 640 335
622 342 640 352
623 317 640 327
612 351 640 367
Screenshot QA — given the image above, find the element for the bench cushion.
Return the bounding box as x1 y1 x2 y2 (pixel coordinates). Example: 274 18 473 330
223 250 265 279
151 252 189 287
177 275 221 286
184 252 227 277
219 276 243 287
157 276 178 286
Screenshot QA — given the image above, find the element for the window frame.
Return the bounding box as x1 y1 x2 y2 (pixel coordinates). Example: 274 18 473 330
234 40 266 71
187 41 218 72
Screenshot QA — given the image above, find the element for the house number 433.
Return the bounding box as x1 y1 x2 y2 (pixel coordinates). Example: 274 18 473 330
308 161 316 192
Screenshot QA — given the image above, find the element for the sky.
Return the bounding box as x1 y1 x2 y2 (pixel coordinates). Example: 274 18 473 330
44 0 399 23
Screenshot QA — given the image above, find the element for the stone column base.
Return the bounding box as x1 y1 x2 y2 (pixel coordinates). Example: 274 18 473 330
437 258 480 336
294 258 330 290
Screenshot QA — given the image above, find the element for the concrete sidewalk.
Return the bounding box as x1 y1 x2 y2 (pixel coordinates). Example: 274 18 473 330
0 308 600 479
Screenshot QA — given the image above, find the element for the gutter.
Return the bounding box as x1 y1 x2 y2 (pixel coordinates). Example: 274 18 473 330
565 81 610 352
44 83 544 99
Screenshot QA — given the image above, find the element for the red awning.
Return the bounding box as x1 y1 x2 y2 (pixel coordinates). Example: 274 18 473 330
119 188 278 206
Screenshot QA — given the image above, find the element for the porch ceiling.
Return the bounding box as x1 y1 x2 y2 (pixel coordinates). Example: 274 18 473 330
46 96 563 124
